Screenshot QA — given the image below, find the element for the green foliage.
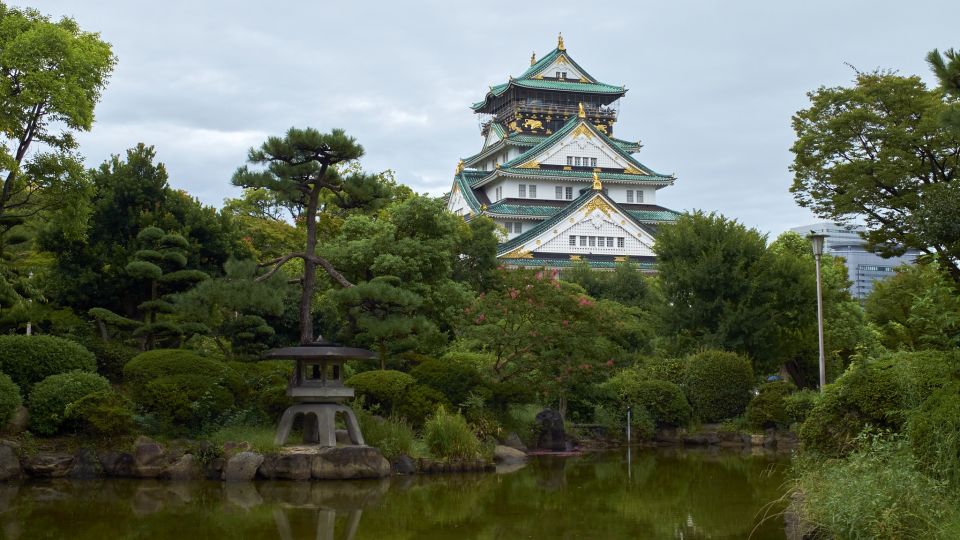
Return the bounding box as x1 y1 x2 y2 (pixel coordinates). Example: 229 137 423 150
422 405 482 461
123 349 242 395
790 70 960 282
795 431 956 539
908 382 960 487
226 360 292 419
344 370 416 414
355 408 416 459
682 350 754 422
0 372 22 425
866 262 960 350
745 381 796 429
0 334 96 391
72 336 138 382
63 389 135 437
639 357 685 386
601 369 690 428
410 357 485 406
784 389 818 425
27 370 110 435
395 383 449 427
135 374 235 435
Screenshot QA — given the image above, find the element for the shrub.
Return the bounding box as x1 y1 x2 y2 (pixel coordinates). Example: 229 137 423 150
682 350 754 422
134 374 235 435
410 357 485 406
784 389 818 425
356 409 416 459
0 335 96 391
908 382 960 487
593 403 655 441
0 373 22 425
422 405 481 460
640 357 685 385
631 380 691 427
395 384 449 427
745 381 796 430
227 360 293 418
71 336 138 382
28 371 111 436
345 370 416 414
123 349 243 396
64 389 136 437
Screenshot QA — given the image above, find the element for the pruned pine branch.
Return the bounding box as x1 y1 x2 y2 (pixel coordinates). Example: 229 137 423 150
257 252 354 288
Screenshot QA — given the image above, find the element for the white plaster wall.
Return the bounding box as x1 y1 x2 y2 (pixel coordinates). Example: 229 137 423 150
536 57 586 80
537 217 655 257
536 133 635 170
446 186 472 216
604 185 656 205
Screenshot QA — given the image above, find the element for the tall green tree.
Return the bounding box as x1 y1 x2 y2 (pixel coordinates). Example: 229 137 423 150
927 48 960 131
232 127 364 344
0 4 115 307
865 261 960 350
790 70 960 282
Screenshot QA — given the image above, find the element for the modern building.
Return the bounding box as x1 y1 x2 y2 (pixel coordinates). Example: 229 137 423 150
789 222 920 299
445 34 679 270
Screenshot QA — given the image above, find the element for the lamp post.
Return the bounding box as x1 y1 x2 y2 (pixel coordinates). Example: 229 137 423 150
808 233 828 392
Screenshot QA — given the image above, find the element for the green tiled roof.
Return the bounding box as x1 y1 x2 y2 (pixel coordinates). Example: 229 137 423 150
486 200 564 217
627 209 681 222
496 167 673 185
501 258 656 270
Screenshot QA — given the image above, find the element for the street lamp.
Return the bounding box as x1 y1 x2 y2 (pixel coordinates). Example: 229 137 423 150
808 233 828 392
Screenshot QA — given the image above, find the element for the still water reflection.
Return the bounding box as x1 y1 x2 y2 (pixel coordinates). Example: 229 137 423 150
0 448 789 539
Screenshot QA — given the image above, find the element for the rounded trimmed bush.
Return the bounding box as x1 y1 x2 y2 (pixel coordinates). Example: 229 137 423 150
123 349 242 395
410 358 484 406
345 370 416 414
746 381 796 429
74 336 138 382
908 382 960 486
396 384 450 427
0 335 96 391
682 350 754 422
227 360 293 417
28 371 111 436
0 373 22 425
784 389 818 425
631 379 691 427
64 389 136 437
640 357 685 386
135 374 235 435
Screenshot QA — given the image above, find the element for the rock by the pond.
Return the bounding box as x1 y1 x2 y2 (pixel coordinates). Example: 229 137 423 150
205 457 226 481
165 454 202 481
311 446 390 480
0 445 21 480
534 408 568 451
99 451 135 477
389 454 416 475
494 445 528 465
70 448 103 478
23 453 73 478
132 436 166 478
224 452 264 482
501 432 528 452
258 453 311 481
5 407 28 435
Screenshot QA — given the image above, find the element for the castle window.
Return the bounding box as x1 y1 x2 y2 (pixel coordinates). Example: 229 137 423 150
565 187 573 199
567 156 573 166
606 237 614 247
518 184 526 197
589 236 595 247
515 222 522 233
597 236 604 246
569 235 576 246
505 222 512 233
591 158 597 167
636 190 644 203
617 237 625 248
627 190 634 203
529 185 537 198
574 157 581 167
495 186 502 200
580 236 587 246
556 186 563 199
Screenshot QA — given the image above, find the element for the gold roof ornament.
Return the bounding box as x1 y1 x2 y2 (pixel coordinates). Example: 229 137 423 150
592 171 602 190
578 102 586 118
558 32 565 51
530 51 536 66
455 159 464 174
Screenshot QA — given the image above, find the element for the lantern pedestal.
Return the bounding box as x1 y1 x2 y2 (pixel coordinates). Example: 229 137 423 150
274 403 365 446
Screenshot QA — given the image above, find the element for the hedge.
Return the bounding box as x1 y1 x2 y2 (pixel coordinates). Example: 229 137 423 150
0 373 22 426
745 381 796 429
134 374 235 435
682 350 754 422
0 335 96 391
28 371 111 436
410 357 485 406
64 389 136 437
345 370 416 414
123 349 243 396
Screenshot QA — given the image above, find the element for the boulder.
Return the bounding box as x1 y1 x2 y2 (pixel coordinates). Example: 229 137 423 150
654 427 686 445
258 453 311 481
494 445 528 465
132 436 166 478
204 457 226 481
534 408 568 451
23 453 74 478
717 430 750 447
69 448 103 478
165 454 202 481
224 452 264 482
389 454 416 475
311 446 390 480
0 444 21 480
222 441 251 458
682 430 720 446
500 432 528 452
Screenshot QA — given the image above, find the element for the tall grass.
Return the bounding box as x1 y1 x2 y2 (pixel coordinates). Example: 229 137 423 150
794 430 959 539
422 405 481 460
355 408 416 459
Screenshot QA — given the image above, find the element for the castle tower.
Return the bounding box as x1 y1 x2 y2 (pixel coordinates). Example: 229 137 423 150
446 35 679 270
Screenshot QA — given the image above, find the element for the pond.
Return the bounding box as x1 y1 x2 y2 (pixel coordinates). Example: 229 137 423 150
0 448 790 539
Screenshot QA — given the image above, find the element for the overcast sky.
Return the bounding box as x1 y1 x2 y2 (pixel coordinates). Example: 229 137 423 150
18 0 960 237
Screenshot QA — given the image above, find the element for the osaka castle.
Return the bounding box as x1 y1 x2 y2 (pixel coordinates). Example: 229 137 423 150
445 34 679 270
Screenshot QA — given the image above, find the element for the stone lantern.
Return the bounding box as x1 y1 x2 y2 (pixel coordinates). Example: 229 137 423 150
267 337 376 446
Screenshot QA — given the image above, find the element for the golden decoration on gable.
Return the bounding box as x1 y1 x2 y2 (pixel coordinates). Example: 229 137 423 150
530 52 536 66
535 239 541 246
517 161 540 169
504 247 533 259
592 171 602 191
455 159 464 174
571 123 594 139
480 204 488 211
570 255 582 261
614 256 627 263
595 124 608 134
523 119 544 130
623 165 644 175
508 120 520 133
557 33 565 51
583 195 613 217
563 166 572 171
577 102 586 118
556 55 569 65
